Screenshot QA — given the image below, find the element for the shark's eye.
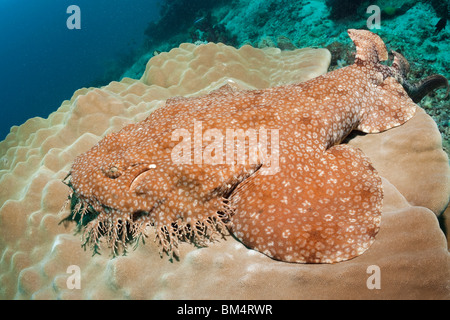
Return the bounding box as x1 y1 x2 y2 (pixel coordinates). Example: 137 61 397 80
104 166 121 179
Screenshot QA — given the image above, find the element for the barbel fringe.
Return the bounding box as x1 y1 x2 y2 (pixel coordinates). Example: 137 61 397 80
63 190 235 258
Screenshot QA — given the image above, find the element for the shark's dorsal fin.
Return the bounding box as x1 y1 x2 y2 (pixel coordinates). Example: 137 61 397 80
348 29 388 64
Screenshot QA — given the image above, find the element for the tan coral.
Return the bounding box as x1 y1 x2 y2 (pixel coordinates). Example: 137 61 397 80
0 42 449 299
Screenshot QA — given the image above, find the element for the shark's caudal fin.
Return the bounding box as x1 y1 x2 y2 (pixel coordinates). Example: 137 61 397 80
348 29 388 64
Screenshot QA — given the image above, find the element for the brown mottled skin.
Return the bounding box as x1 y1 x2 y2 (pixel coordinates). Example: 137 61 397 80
64 30 439 263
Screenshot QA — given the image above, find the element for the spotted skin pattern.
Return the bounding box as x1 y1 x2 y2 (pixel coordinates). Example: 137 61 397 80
65 30 417 263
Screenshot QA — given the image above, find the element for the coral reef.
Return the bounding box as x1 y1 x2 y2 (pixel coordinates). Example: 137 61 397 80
188 12 237 46
0 41 448 299
144 0 228 43
0 0 449 300
326 0 368 20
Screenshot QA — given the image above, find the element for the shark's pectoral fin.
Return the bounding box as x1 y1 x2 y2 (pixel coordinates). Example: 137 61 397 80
358 77 417 133
228 144 382 263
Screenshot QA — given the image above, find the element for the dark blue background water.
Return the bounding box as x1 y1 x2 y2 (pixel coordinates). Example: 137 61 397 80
0 0 161 141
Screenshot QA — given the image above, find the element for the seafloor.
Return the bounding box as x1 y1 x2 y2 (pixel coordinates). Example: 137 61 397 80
124 0 450 155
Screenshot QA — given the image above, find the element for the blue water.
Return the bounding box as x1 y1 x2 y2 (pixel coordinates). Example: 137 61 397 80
0 0 161 141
